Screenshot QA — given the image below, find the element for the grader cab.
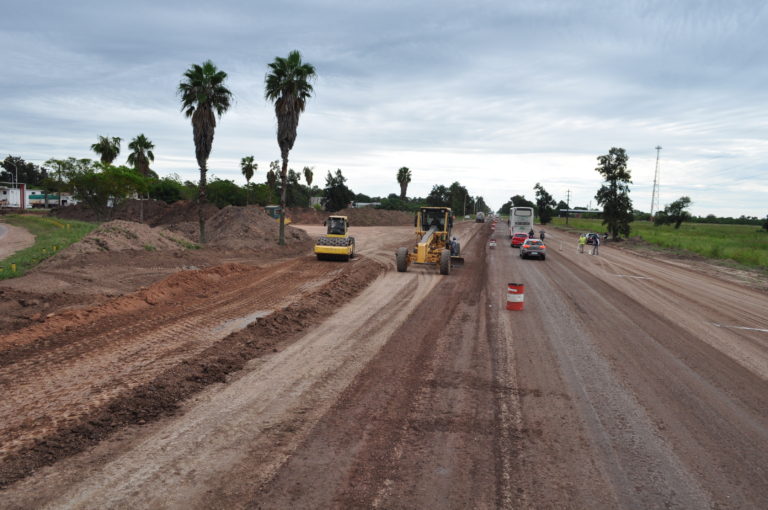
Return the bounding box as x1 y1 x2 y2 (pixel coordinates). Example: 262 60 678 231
395 207 463 275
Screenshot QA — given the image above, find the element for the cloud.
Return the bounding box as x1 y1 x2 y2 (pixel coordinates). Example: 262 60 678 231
1 0 767 218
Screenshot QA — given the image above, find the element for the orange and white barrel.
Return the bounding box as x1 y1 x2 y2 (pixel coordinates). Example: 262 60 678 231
506 283 524 310
489 238 497 248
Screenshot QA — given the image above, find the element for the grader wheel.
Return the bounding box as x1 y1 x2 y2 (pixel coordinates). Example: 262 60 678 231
396 247 408 272
439 249 451 275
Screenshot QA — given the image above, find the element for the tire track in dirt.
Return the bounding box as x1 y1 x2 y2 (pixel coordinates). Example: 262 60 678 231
0 258 343 467
0 260 437 507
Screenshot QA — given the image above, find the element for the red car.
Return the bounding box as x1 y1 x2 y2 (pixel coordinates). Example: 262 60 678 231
511 233 529 248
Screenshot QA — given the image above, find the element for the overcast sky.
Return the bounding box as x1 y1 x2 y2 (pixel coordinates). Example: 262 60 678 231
1 0 766 217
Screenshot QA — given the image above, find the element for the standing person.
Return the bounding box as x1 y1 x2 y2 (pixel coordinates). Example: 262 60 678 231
591 234 600 255
578 234 586 253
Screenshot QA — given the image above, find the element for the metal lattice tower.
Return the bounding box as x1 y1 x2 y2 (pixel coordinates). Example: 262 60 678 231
649 145 662 219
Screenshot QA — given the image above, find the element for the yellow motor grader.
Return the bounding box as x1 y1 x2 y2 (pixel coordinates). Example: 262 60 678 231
396 207 463 275
314 215 355 261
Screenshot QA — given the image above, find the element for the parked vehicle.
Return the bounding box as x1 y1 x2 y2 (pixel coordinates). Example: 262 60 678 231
511 232 529 248
520 238 546 260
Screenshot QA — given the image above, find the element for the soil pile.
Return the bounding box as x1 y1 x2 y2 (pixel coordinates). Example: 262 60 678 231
287 207 325 225
150 200 219 227
335 208 412 226
47 220 192 263
289 207 412 226
170 205 313 250
53 199 219 226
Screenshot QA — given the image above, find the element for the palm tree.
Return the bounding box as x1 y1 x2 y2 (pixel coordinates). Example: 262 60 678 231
127 134 155 176
397 166 411 200
91 136 121 164
265 50 317 245
241 156 257 205
303 166 314 188
178 60 232 243
266 161 279 204
126 134 155 223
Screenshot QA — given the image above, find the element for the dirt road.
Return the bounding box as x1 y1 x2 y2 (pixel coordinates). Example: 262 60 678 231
0 223 34 260
2 221 767 508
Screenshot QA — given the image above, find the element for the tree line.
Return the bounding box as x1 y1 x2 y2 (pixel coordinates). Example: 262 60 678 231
495 147 767 238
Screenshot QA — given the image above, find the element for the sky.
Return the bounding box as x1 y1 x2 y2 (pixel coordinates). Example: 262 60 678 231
1 0 766 217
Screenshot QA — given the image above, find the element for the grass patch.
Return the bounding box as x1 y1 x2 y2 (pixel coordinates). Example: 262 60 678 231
0 215 98 279
551 217 768 270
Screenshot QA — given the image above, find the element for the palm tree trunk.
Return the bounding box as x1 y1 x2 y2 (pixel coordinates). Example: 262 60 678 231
278 156 288 245
199 165 207 244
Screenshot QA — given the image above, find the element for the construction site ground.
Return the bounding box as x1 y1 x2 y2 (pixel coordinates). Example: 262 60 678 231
1 214 767 509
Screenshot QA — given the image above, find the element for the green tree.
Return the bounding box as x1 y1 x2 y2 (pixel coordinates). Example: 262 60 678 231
426 184 449 207
303 166 314 187
556 200 568 217
448 181 471 215
67 163 146 220
397 166 411 200
1 155 47 186
595 147 633 240
208 178 246 207
149 177 184 204
763 215 768 232
241 156 257 205
126 134 155 177
265 50 317 245
90 136 122 164
178 60 232 243
654 196 692 229
475 196 491 214
534 183 556 224
323 169 354 212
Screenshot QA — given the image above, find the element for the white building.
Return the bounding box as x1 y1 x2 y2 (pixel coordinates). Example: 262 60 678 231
0 185 78 209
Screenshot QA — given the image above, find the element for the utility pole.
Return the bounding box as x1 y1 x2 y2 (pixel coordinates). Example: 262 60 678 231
650 145 662 220
566 189 571 225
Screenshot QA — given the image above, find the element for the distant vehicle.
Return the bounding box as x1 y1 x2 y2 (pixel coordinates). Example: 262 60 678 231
520 238 546 260
475 211 485 223
264 205 292 225
509 207 534 237
511 232 529 248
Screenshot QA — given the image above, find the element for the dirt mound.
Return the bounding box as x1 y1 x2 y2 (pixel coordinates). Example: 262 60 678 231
151 200 219 226
45 220 193 264
289 207 412 226
335 208 412 226
288 207 325 225
53 199 219 226
168 205 313 250
207 206 312 249
141 263 252 305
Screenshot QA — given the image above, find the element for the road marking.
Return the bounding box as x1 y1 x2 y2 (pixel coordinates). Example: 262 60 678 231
711 323 768 333
612 274 652 280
